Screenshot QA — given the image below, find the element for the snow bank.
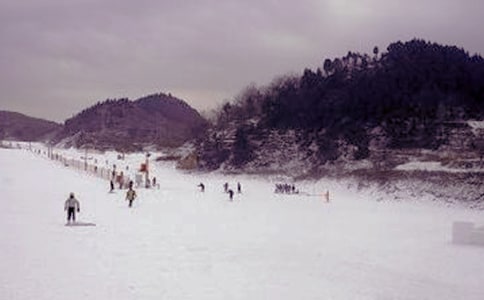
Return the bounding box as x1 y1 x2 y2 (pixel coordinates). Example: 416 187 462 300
395 161 482 173
452 222 484 246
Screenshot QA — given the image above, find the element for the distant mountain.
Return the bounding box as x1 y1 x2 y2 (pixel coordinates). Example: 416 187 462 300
0 111 61 142
53 93 208 151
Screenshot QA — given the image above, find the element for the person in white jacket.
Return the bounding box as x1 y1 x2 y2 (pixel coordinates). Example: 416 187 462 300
64 192 80 223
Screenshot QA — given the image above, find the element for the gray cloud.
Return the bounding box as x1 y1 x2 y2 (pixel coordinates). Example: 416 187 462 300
1 0 483 122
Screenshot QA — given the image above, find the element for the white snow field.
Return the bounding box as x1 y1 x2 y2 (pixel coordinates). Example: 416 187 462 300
1 147 484 300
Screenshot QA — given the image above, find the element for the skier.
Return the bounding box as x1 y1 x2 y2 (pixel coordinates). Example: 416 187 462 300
110 179 115 192
111 166 116 180
223 182 229 193
126 186 137 207
198 182 205 192
228 189 234 201
237 182 242 194
64 192 80 223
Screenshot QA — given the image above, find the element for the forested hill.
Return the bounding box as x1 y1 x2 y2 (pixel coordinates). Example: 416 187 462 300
52 93 208 151
196 39 484 173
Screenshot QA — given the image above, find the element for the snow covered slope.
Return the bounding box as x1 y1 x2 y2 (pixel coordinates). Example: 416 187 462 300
1 148 484 300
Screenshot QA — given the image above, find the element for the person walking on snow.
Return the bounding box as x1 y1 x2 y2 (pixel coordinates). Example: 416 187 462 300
126 186 137 207
110 179 115 192
64 192 80 223
119 171 125 189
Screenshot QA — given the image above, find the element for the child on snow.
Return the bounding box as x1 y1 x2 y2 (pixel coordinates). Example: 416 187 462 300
126 187 137 207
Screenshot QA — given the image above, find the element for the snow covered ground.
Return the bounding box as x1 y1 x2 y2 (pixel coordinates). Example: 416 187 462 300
395 161 482 173
1 147 484 300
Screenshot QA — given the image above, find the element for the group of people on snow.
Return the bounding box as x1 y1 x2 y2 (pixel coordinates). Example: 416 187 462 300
197 181 242 201
274 183 298 194
65 177 246 223
65 180 241 222
110 168 158 191
64 179 138 223
224 181 242 201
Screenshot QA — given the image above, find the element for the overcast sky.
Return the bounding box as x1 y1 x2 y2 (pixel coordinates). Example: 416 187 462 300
1 0 483 122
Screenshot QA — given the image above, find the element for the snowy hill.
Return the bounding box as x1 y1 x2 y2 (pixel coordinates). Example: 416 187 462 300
1 146 484 300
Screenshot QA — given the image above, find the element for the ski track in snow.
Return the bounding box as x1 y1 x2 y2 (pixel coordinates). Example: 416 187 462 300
1 148 484 300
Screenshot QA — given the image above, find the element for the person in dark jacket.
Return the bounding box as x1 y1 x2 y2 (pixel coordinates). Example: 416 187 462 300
64 192 80 223
228 189 234 201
